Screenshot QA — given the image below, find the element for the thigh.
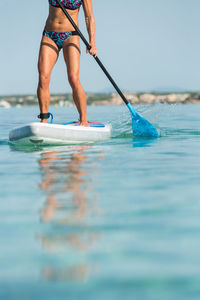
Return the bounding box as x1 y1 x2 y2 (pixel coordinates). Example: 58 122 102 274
38 36 59 76
62 36 81 76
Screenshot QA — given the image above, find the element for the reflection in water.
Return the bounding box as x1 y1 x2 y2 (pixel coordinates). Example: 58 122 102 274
38 145 104 283
132 137 158 148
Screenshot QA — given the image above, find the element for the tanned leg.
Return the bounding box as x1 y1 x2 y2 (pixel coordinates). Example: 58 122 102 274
63 36 89 126
37 36 59 123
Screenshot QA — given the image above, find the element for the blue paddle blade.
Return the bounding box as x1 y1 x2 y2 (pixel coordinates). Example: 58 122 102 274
127 103 159 137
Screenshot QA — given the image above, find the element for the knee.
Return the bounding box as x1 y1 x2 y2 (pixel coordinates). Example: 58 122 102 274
68 73 80 90
38 73 50 89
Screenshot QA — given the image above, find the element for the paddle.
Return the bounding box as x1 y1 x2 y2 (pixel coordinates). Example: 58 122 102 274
55 0 159 137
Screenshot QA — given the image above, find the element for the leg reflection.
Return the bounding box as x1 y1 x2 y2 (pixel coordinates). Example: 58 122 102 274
38 145 104 283
39 146 93 224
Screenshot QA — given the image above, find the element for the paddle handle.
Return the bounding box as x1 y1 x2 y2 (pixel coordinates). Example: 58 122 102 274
55 0 129 105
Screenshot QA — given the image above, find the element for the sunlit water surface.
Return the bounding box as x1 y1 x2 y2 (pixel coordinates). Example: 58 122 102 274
1 104 200 300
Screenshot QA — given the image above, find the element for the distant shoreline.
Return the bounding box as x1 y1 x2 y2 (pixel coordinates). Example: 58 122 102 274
0 92 200 108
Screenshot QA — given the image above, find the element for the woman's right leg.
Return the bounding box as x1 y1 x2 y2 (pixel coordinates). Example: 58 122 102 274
37 36 59 122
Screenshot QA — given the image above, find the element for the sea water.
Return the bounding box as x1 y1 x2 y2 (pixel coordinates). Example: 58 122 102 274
0 104 200 300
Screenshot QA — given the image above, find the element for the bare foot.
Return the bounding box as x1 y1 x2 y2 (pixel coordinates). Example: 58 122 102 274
80 121 89 127
41 119 48 123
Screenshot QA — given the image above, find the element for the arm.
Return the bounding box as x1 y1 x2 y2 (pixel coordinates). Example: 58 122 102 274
82 0 97 57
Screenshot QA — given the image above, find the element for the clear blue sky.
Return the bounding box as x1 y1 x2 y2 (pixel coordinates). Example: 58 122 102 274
0 0 200 95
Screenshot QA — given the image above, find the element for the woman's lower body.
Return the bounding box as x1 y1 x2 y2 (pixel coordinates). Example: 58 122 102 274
37 29 88 126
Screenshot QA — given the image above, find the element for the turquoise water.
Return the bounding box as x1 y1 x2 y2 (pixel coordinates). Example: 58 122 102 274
1 104 200 300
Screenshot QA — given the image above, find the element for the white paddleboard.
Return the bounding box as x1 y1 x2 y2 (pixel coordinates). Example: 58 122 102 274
9 121 111 145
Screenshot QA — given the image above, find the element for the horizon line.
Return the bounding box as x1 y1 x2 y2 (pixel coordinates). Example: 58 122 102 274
1 90 200 97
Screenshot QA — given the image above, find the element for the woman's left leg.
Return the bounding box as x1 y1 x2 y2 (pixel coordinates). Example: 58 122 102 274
63 36 88 126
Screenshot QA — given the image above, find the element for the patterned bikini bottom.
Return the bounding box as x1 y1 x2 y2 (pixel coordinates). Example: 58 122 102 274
43 30 79 50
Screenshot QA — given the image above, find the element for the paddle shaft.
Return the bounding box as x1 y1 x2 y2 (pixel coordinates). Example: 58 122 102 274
55 0 129 105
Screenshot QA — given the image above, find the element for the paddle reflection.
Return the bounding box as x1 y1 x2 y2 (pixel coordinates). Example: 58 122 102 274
38 145 104 283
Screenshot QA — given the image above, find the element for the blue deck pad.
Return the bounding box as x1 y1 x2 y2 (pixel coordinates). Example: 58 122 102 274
62 121 105 128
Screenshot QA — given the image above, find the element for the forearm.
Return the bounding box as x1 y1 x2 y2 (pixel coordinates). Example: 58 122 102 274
85 15 96 44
